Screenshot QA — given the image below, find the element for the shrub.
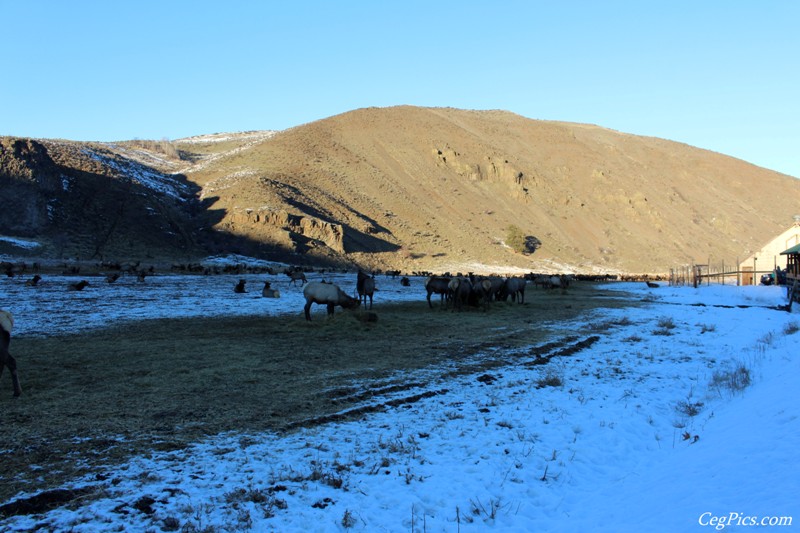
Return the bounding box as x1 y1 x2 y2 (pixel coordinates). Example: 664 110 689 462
342 509 357 528
656 316 676 329
536 369 563 389
505 225 540 254
710 363 751 394
700 323 716 334
653 316 677 336
675 399 703 417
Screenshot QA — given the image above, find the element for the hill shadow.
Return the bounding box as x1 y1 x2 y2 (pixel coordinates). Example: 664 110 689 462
1 138 401 269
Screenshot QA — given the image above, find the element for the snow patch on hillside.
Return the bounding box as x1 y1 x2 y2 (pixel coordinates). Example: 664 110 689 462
0 236 41 249
176 130 277 144
175 131 277 174
83 149 191 201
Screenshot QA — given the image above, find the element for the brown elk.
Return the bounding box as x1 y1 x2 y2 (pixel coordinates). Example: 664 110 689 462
234 279 247 293
448 277 472 312
286 270 307 286
425 276 451 308
503 277 527 303
357 270 376 309
68 280 90 291
471 278 494 311
0 310 21 397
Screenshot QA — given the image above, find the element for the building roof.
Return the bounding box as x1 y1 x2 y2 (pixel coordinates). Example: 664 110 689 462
740 219 800 267
780 243 800 255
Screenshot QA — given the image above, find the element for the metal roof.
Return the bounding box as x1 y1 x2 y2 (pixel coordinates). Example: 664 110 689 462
780 243 800 255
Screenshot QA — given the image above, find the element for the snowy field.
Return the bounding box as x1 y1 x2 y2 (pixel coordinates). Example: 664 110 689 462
0 270 420 337
1 279 798 532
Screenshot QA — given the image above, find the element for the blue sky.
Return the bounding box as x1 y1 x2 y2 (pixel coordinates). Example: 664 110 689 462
2 1 798 178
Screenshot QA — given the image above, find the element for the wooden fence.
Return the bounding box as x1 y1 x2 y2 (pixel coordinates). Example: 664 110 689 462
668 259 787 288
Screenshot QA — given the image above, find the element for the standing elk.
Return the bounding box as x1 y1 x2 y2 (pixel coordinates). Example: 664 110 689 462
503 277 527 303
286 270 307 286
357 270 376 309
0 310 21 397
425 276 451 308
302 281 360 321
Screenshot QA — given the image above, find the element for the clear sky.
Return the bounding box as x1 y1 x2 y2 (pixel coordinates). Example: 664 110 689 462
1 1 798 178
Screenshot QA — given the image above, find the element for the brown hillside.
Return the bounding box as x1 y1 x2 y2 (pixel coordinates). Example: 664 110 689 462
175 106 800 274
3 106 798 274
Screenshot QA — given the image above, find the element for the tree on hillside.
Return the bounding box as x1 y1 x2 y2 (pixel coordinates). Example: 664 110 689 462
506 225 541 254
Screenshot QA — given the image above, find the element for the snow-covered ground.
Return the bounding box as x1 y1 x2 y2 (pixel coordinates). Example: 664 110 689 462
1 281 798 532
0 270 419 337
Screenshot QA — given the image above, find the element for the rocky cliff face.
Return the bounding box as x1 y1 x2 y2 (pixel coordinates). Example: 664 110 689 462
0 137 206 261
226 208 345 253
0 138 64 236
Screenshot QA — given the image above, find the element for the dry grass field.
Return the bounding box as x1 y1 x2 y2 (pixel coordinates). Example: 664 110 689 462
1 282 637 504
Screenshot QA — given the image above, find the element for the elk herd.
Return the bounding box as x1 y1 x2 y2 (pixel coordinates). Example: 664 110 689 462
0 260 576 396
425 273 567 311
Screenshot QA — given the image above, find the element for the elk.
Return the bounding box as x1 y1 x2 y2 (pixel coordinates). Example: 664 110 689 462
471 278 494 311
286 270 307 286
262 281 281 298
448 277 472 312
302 281 360 321
357 270 376 309
0 310 21 397
503 277 527 303
68 280 90 291
234 279 247 293
425 276 451 308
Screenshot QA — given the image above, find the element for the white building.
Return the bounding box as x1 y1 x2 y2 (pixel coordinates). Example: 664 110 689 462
738 216 800 285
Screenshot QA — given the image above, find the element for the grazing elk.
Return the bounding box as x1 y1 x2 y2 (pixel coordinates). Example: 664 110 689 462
470 277 494 311
25 275 42 287
425 276 451 309
484 276 505 302
357 270 376 309
448 277 472 312
302 281 360 321
262 281 281 298
0 310 21 397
